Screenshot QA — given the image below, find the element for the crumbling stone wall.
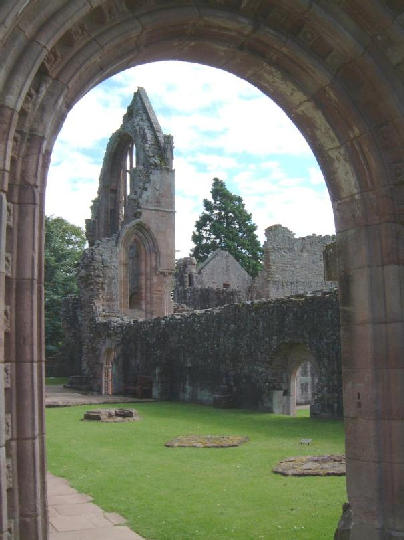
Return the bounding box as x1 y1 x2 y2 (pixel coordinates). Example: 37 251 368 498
84 291 342 418
174 251 252 310
174 286 245 310
81 88 175 324
254 225 336 299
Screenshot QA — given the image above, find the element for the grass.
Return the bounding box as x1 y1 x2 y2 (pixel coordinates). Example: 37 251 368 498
45 376 69 386
46 402 346 539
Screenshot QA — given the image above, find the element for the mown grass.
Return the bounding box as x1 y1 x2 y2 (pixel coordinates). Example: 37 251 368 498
45 376 69 386
46 402 346 540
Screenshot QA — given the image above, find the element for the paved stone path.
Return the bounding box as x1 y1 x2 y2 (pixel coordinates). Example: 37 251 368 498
46 385 154 407
48 472 145 539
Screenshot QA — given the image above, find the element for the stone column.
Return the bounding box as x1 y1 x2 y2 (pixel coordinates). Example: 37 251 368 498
6 131 48 539
337 208 404 538
0 193 9 538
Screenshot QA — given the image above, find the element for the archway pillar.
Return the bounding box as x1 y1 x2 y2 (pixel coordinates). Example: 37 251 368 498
337 196 403 538
3 133 48 538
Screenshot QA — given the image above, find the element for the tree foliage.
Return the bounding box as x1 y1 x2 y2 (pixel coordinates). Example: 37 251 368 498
191 178 263 277
45 216 86 357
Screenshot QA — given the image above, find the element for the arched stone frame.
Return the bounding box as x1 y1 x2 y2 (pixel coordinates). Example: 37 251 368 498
92 131 135 241
118 221 160 319
287 344 318 417
0 2 402 538
269 342 319 416
101 347 114 395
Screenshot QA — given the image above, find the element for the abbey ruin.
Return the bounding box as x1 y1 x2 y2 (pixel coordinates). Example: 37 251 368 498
59 87 342 418
0 2 403 539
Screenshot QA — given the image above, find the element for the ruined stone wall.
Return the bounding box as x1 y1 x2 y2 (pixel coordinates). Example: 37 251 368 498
174 250 252 310
84 292 342 417
254 225 336 299
195 250 253 290
174 286 246 310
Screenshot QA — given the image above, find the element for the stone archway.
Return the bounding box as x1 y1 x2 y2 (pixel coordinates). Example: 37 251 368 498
288 346 318 417
101 348 115 396
270 342 319 417
0 2 403 538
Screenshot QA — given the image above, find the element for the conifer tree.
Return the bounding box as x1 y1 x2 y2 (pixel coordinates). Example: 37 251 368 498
191 178 263 277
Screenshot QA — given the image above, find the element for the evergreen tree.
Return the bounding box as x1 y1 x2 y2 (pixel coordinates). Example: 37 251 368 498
191 178 263 277
45 216 86 358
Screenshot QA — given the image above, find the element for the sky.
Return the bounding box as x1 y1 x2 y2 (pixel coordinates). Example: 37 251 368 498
46 60 335 257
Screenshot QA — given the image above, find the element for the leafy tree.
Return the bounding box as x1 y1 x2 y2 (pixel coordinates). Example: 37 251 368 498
191 178 263 277
45 216 86 358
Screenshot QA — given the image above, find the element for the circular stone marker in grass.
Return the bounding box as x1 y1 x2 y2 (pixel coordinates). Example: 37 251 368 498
273 455 345 476
82 408 140 423
165 435 249 448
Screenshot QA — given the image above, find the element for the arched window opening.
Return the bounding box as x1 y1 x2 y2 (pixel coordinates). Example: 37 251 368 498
125 141 135 199
128 241 143 310
119 224 160 319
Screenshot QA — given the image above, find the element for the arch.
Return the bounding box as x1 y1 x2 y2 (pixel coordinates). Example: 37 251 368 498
288 349 319 417
118 221 160 318
0 2 403 538
101 347 115 396
270 342 319 416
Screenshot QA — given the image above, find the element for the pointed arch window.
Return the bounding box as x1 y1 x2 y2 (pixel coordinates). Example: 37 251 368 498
119 224 159 319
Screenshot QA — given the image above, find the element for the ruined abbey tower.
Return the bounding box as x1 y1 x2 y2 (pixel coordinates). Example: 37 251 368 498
82 87 175 321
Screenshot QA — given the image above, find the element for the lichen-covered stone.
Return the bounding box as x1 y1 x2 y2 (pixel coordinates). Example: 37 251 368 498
83 408 139 422
273 455 345 476
165 435 248 448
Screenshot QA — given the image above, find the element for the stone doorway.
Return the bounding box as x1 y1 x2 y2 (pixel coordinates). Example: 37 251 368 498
102 349 115 396
290 357 318 417
270 343 318 417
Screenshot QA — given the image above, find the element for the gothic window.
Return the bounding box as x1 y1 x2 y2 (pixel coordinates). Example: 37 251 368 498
128 241 141 310
125 141 135 197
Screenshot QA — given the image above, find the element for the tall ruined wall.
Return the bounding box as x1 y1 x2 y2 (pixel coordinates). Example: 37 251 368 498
255 225 336 299
84 292 342 417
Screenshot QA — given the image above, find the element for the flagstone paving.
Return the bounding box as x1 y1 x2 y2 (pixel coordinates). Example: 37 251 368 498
48 472 144 539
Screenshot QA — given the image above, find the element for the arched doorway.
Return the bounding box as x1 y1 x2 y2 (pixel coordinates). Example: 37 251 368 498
295 360 317 408
270 342 319 417
1 3 403 538
101 348 115 396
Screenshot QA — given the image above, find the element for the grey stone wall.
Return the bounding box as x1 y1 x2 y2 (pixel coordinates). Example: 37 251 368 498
174 251 252 310
254 225 336 299
174 286 246 310
195 250 253 290
84 291 342 417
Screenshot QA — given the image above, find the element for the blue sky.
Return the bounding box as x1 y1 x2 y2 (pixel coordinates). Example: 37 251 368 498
46 61 335 256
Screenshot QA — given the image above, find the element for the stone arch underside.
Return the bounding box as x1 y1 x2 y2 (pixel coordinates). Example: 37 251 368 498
0 1 403 538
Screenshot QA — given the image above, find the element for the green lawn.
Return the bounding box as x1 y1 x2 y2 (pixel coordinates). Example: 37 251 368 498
46 402 346 539
45 376 69 386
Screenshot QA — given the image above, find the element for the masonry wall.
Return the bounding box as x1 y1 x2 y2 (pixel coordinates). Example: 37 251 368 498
174 286 246 310
254 225 336 299
84 292 342 417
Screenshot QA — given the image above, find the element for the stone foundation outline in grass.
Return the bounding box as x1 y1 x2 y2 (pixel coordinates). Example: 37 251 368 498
273 455 345 476
165 435 249 447
82 408 140 422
